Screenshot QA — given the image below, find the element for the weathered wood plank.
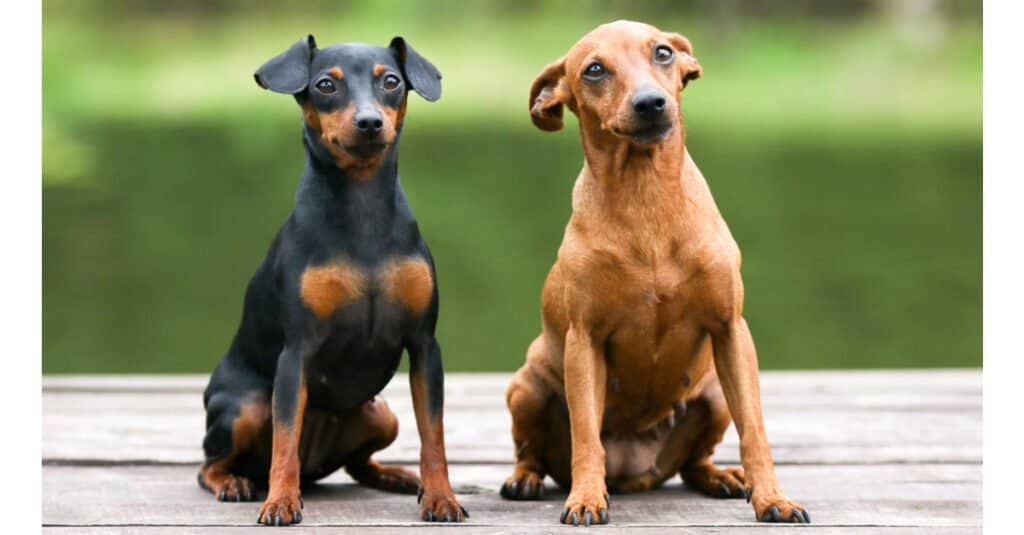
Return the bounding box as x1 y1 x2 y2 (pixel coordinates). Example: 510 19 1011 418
42 464 981 529
42 371 982 465
41 371 982 531
42 369 982 396
42 527 982 534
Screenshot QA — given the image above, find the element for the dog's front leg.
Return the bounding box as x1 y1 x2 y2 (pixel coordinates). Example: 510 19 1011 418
408 335 467 522
258 345 309 526
561 325 610 526
711 317 810 523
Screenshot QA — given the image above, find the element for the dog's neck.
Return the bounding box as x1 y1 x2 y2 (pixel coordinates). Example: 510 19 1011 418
296 124 403 226
577 121 689 205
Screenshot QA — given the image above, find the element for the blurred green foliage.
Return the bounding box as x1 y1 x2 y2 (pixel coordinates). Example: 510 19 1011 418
42 1 981 373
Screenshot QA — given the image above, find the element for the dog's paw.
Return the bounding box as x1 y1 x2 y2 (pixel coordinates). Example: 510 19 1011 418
560 481 609 526
373 465 421 495
215 474 257 502
500 468 546 500
682 464 746 499
257 491 303 526
349 461 421 495
750 492 810 524
418 490 468 522
197 470 258 502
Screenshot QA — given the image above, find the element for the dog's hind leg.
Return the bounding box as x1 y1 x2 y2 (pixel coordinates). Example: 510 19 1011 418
209 395 418 494
677 379 746 499
501 336 568 500
607 376 744 497
198 388 271 502
340 397 421 494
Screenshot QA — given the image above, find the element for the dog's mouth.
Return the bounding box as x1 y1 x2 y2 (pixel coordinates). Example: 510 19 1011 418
624 122 674 144
610 121 674 145
340 141 388 159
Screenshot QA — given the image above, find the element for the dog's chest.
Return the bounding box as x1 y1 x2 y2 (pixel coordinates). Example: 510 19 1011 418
598 252 713 430
648 259 689 306
299 256 433 409
299 256 433 321
609 249 691 310
603 308 712 424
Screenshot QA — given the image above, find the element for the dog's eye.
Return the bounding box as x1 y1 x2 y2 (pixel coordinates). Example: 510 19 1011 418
314 78 336 94
382 74 401 91
653 45 675 65
583 62 607 81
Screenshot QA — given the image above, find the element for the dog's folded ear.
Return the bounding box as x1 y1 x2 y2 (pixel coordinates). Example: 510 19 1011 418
529 56 569 132
666 33 702 88
389 37 442 102
254 35 317 94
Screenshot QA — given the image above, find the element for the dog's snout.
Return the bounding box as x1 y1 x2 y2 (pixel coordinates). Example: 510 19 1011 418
354 111 384 135
631 91 667 119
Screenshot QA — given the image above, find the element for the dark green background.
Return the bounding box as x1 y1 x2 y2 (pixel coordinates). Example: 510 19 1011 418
42 1 982 373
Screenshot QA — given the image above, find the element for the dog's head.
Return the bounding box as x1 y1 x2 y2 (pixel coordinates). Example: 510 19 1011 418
255 35 441 178
528 20 701 145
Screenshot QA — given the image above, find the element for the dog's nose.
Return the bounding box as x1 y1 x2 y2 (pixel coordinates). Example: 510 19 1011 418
631 91 667 119
354 111 384 135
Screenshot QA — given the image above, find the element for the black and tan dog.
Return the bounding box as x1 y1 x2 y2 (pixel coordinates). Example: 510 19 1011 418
500 21 810 526
198 35 467 525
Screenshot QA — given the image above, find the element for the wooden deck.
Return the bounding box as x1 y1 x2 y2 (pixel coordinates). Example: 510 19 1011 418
42 370 981 533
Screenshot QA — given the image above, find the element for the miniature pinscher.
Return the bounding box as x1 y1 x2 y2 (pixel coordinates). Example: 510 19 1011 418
500 21 810 526
198 34 467 525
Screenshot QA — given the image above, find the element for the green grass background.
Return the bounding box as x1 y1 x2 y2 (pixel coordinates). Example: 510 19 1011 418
42 1 981 373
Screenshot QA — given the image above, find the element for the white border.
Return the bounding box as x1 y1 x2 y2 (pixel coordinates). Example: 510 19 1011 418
1 0 41 531
983 0 1022 530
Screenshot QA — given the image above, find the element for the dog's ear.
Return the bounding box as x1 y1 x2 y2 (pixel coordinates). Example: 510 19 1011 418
389 37 442 102
529 56 570 132
665 33 702 88
254 35 317 94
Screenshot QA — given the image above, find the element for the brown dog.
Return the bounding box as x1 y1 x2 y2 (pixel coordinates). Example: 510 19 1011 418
500 21 809 526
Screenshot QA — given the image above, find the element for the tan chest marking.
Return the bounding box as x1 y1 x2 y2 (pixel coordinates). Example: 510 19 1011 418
300 261 366 320
381 258 433 314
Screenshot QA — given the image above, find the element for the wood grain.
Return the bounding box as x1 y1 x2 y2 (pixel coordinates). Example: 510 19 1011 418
41 370 982 531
